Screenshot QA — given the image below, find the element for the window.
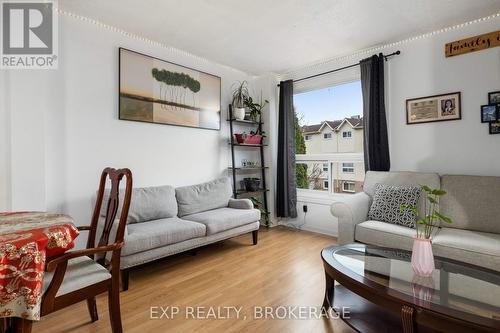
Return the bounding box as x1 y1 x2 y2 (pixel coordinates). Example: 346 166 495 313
343 181 356 193
294 80 365 194
342 163 354 173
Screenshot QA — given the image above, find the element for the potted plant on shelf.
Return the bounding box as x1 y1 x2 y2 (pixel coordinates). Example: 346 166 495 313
400 185 452 277
244 94 269 122
231 81 249 120
234 129 265 145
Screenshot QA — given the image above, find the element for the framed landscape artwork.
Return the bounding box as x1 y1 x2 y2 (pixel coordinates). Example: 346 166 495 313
119 48 221 130
406 92 461 125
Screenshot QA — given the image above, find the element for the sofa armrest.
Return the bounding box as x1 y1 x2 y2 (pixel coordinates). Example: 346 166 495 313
228 198 254 210
330 192 371 245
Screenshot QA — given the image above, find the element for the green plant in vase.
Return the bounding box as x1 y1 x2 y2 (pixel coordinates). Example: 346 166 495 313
400 185 452 239
400 185 453 277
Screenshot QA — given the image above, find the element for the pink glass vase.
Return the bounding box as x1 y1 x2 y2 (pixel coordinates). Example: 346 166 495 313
411 237 435 277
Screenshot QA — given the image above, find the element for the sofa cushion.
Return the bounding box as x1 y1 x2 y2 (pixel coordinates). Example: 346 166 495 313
176 178 233 217
439 175 500 234
182 208 260 235
355 220 439 251
100 185 177 224
432 227 500 271
368 184 421 227
123 217 206 256
363 171 440 217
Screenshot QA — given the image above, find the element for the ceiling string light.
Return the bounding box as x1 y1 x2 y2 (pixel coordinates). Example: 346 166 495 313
55 8 252 77
56 8 499 79
281 12 500 80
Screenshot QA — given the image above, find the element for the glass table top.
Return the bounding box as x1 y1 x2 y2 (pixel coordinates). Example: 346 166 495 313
326 244 500 321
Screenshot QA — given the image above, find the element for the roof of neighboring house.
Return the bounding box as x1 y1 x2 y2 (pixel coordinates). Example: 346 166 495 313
302 116 363 134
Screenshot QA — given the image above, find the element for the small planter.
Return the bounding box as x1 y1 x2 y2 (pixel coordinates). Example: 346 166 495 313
243 134 263 145
233 107 246 120
243 178 260 192
234 133 245 144
411 237 435 277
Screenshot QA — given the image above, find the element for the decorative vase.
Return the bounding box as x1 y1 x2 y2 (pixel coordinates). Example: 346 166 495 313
411 237 435 277
411 274 434 306
233 107 246 120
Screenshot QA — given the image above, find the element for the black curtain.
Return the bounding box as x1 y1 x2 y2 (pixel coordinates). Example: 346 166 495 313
276 80 297 218
360 54 390 172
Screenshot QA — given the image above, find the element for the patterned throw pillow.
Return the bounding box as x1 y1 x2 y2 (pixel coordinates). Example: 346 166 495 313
368 184 421 228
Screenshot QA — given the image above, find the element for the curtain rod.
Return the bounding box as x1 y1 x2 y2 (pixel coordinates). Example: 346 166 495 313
277 50 401 87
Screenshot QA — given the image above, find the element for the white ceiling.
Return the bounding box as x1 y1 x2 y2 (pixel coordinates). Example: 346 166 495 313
60 0 500 75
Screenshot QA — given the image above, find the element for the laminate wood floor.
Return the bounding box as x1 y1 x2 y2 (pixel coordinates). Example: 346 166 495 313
35 227 355 333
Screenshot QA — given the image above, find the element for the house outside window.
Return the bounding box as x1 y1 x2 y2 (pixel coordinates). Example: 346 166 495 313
342 181 356 193
295 80 365 195
342 163 354 173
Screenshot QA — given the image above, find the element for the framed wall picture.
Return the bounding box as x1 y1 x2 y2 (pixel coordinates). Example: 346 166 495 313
481 104 499 123
119 48 221 130
488 91 500 104
489 121 500 134
406 92 461 125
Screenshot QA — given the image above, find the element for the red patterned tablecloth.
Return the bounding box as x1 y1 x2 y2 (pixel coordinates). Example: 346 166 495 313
0 212 79 320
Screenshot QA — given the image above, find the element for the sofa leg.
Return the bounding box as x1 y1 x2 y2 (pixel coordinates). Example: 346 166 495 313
252 230 258 245
121 269 129 292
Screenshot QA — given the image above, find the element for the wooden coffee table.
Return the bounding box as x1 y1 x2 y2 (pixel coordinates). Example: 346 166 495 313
321 244 500 333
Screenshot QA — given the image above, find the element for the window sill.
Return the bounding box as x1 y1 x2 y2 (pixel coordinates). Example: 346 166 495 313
296 189 352 205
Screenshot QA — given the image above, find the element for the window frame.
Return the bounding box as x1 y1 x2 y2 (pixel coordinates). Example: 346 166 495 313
323 180 329 190
304 134 311 141
342 181 356 193
342 162 355 173
293 72 363 201
342 131 352 138
323 132 332 140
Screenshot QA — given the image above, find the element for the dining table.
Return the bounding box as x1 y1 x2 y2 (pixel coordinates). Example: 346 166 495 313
0 211 79 324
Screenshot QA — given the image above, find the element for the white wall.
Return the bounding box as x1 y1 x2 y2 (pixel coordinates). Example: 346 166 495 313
388 19 500 175
285 16 500 236
3 14 257 245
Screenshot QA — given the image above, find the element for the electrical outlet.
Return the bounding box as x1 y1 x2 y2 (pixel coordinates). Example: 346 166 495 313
303 205 308 213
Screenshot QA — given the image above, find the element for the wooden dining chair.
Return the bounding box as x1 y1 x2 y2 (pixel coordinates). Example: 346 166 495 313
19 168 133 333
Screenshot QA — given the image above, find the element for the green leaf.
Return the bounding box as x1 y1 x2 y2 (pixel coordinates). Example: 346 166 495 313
421 185 432 192
431 189 447 196
435 211 452 224
427 196 438 204
416 218 427 225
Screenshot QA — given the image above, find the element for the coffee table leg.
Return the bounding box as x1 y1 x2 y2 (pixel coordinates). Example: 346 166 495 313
401 305 415 333
322 271 335 312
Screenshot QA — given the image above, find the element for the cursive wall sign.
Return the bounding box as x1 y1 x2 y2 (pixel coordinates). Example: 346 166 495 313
445 30 500 57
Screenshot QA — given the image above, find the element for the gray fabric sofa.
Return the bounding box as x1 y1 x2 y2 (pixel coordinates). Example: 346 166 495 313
99 177 260 290
331 171 500 272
